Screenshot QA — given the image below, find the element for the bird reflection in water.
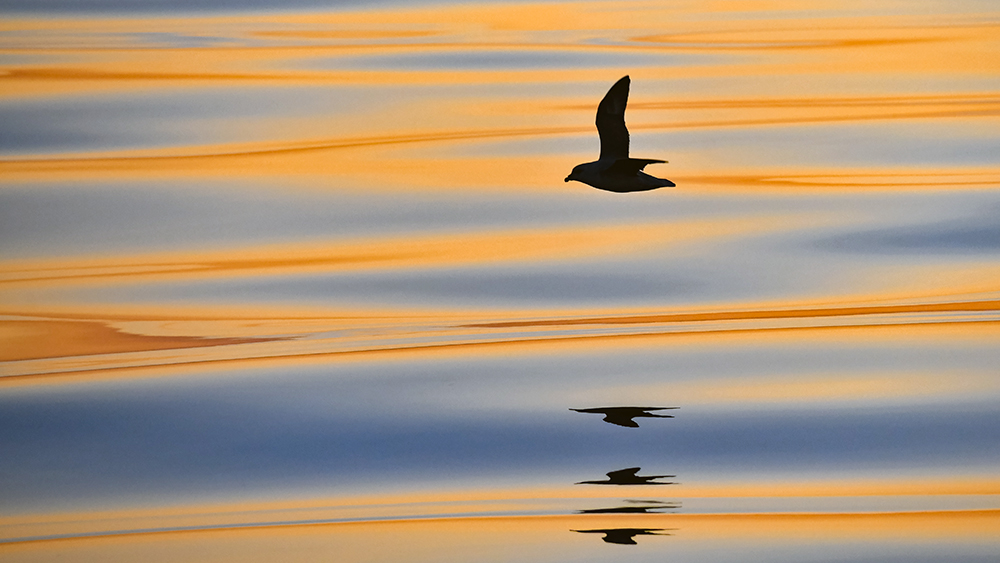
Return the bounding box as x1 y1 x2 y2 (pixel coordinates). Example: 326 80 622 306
570 406 678 427
576 467 676 485
572 528 673 545
578 499 680 514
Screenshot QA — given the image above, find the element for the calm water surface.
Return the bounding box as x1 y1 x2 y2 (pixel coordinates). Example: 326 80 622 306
2 0 999 560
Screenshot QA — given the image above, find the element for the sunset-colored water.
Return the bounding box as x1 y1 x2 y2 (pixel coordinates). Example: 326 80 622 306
2 0 999 560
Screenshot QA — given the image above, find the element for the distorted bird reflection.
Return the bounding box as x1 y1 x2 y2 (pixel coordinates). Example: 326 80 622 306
578 499 680 514
564 75 675 192
572 528 673 545
576 467 676 485
570 406 679 427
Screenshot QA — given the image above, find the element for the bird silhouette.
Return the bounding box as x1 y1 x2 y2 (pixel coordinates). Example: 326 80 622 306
576 467 676 485
570 406 678 427
572 528 671 545
564 75 675 192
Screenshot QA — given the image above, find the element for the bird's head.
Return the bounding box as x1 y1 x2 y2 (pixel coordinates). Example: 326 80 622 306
564 164 584 183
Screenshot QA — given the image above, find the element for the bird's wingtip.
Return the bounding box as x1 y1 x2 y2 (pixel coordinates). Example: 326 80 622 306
607 75 629 89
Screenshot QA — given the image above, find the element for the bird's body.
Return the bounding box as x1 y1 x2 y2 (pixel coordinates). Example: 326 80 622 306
565 160 672 193
565 76 674 192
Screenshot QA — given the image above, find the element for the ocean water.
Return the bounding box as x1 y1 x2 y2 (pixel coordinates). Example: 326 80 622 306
1 0 999 560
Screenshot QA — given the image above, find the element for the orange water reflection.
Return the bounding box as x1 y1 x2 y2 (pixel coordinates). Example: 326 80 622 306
3 303 998 384
2 510 998 563
0 218 769 287
3 1 999 190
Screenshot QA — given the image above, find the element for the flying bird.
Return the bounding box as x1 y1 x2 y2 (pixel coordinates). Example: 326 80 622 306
564 75 675 192
570 406 679 427
576 467 676 486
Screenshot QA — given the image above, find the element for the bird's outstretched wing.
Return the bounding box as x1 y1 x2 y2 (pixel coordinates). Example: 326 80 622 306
569 407 604 414
603 158 666 176
597 75 631 160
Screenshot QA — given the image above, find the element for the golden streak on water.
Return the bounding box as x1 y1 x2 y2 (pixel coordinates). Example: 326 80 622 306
0 218 779 287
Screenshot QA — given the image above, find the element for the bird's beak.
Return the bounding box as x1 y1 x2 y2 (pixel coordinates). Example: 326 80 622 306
564 176 571 182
